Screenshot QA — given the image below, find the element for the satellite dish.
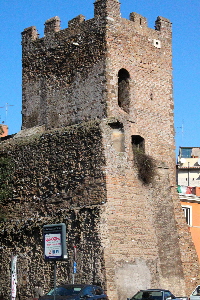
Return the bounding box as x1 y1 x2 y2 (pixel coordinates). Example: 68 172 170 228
180 158 186 164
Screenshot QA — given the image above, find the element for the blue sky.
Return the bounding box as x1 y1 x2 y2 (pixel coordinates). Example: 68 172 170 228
1 0 200 156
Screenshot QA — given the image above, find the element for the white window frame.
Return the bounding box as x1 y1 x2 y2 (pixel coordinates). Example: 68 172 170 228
182 205 192 226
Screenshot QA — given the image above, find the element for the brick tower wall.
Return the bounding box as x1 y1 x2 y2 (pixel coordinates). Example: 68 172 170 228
98 5 200 298
21 16 107 130
99 118 200 299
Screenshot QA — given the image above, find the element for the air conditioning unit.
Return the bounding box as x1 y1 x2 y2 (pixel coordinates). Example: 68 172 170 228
180 158 186 164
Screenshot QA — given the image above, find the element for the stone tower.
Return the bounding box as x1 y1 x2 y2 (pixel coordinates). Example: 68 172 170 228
0 1 199 300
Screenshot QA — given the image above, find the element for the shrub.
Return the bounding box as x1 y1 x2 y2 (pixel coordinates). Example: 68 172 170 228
134 149 156 184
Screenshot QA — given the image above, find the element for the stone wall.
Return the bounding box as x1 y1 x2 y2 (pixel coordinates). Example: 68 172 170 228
21 16 107 130
0 119 199 300
0 121 107 299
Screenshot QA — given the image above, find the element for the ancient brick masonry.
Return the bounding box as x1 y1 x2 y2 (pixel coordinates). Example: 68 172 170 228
0 122 107 299
0 0 200 300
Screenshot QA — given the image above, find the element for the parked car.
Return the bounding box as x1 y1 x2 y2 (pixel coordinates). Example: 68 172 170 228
189 285 200 300
39 284 107 300
127 289 179 300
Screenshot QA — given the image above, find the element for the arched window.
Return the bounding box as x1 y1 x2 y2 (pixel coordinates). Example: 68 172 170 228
118 69 130 113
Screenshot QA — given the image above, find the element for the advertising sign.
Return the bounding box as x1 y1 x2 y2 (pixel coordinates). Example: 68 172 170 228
43 224 67 261
45 233 62 258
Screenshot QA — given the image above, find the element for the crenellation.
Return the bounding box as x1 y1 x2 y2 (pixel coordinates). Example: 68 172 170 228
129 12 147 28
44 16 61 36
68 14 85 28
94 0 121 20
155 16 172 36
21 26 39 43
21 5 172 50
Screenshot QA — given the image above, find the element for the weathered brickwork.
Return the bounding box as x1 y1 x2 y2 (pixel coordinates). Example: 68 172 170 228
0 0 200 300
0 122 107 299
21 16 107 129
100 120 200 299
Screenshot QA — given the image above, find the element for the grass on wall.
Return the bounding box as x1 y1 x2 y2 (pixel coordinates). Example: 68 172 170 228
134 149 156 185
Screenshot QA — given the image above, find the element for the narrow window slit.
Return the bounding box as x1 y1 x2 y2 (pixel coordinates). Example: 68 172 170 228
118 69 130 114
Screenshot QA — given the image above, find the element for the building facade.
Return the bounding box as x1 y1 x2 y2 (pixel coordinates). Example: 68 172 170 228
177 147 200 188
177 147 200 261
180 193 200 261
0 124 8 137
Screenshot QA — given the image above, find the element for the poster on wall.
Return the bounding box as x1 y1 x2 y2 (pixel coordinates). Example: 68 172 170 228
43 223 67 261
45 233 62 258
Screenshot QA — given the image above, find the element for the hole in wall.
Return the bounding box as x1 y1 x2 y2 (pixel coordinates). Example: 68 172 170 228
109 121 125 152
118 69 130 114
132 135 145 152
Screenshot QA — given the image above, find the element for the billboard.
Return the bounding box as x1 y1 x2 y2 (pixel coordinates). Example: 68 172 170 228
43 223 67 261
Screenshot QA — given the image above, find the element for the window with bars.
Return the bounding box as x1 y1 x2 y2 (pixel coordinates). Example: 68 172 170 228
182 205 192 226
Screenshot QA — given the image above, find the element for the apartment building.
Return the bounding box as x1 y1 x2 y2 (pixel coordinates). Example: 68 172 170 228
177 147 200 260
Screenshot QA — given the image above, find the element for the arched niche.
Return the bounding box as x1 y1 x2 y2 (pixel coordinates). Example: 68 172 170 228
118 69 130 113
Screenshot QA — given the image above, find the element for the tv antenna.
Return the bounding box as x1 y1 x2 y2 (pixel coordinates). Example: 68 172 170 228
0 103 14 123
177 120 184 143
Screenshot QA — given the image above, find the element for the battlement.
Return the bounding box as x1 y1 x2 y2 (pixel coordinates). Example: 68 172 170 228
21 26 39 43
155 16 172 35
21 0 172 131
128 12 171 38
94 0 121 20
21 0 171 45
68 14 85 28
129 12 148 28
44 16 61 36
